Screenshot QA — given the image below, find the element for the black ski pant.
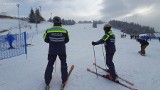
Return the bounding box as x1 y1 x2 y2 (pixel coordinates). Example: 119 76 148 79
106 53 117 79
44 54 68 85
140 42 149 54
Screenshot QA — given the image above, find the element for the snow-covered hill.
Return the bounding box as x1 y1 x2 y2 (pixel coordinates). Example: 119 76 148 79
0 19 160 90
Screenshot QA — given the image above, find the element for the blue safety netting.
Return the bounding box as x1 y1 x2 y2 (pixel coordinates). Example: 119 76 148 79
0 32 27 60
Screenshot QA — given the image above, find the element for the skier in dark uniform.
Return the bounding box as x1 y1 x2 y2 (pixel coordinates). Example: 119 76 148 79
43 16 69 89
92 24 118 81
136 36 149 56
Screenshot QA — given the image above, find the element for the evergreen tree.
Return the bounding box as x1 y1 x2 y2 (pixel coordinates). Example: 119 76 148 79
29 8 35 23
71 20 76 25
35 8 40 23
78 21 92 23
61 19 76 25
35 8 45 22
48 17 52 22
62 19 65 24
108 20 155 34
29 8 45 23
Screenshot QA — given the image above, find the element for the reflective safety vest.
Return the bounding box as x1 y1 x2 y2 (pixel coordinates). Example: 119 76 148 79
43 26 69 42
43 26 69 54
102 30 116 53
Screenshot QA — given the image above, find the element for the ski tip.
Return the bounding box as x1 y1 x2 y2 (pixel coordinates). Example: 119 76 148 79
129 82 134 86
87 68 91 71
132 89 138 90
71 65 74 68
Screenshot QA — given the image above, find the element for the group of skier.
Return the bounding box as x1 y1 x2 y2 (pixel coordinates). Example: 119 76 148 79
43 16 150 89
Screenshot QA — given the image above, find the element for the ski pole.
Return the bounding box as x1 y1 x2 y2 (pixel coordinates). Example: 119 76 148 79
92 46 98 78
101 44 106 68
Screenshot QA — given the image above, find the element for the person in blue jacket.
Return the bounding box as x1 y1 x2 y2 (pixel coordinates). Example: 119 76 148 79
6 32 15 49
136 37 149 56
92 24 118 81
43 16 69 89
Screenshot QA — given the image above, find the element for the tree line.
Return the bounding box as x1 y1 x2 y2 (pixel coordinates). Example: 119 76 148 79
48 18 76 25
109 20 155 35
61 19 76 25
78 20 104 24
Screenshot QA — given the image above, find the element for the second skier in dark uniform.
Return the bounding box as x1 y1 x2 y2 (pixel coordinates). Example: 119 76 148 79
92 24 118 81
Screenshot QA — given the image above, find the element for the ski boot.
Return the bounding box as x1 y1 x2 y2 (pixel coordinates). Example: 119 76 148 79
139 51 145 56
45 85 50 90
106 69 111 73
103 73 119 82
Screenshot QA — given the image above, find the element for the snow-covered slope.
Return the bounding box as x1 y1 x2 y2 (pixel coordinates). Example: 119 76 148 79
0 20 160 90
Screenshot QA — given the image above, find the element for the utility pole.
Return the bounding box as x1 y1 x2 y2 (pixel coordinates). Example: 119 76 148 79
35 8 38 34
39 6 41 12
51 13 52 18
35 13 38 33
50 13 53 26
16 4 21 33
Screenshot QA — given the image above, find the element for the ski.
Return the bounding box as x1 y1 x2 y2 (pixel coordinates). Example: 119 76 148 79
87 68 138 90
93 63 134 86
60 65 74 90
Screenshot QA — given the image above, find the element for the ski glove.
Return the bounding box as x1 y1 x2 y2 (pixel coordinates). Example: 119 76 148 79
92 41 98 46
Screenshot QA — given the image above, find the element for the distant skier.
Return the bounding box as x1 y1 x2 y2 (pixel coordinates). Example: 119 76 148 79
136 37 149 56
93 21 97 28
6 32 15 49
43 16 69 89
92 24 118 81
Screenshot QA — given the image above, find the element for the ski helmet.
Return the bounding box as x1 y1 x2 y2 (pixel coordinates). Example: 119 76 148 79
53 16 61 24
104 24 111 28
103 24 111 31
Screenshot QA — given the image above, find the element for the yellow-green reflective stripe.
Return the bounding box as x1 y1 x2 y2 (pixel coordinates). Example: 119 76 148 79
108 31 113 35
51 26 66 29
52 26 61 28
47 30 67 33
49 26 67 31
43 33 47 39
103 32 114 41
109 32 113 35
67 33 70 38
103 35 110 41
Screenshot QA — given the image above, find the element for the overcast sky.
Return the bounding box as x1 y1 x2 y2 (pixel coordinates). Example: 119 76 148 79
0 0 160 32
